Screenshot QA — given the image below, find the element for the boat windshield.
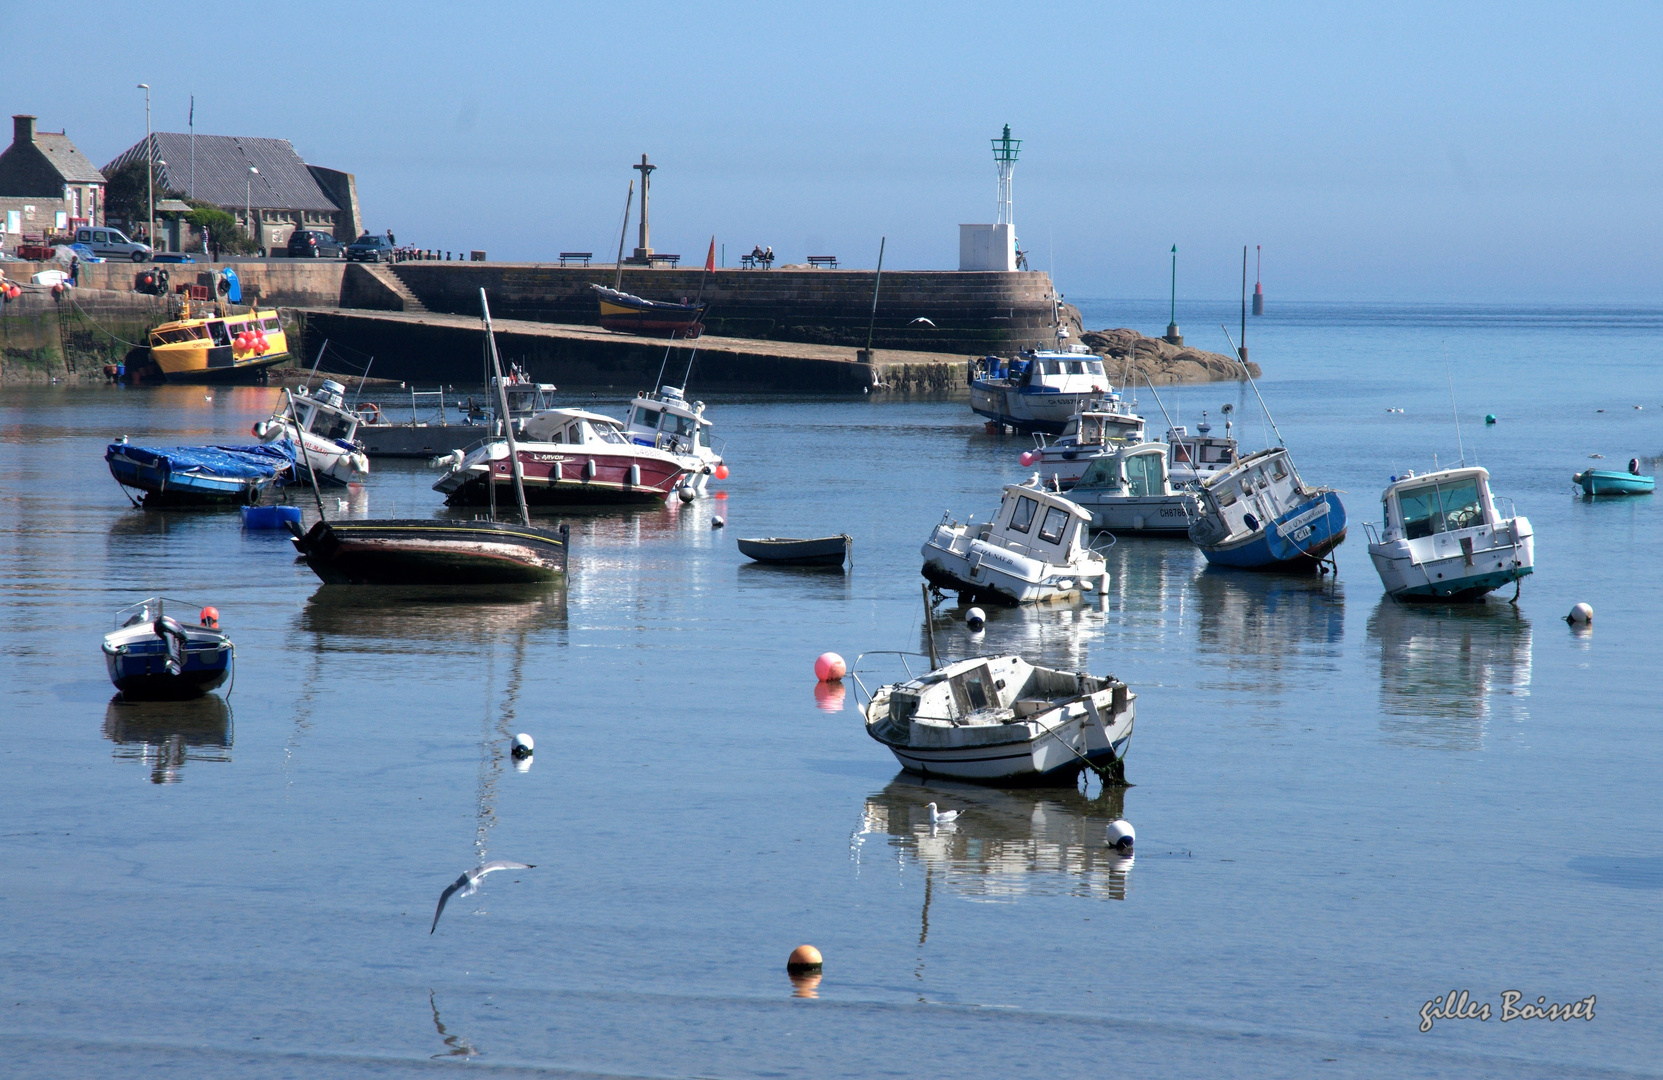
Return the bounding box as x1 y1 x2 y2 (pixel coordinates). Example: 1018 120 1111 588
1037 506 1072 544
1126 452 1162 497
591 421 629 445
949 664 997 715
1008 495 1039 533
1076 457 1118 488
661 412 696 438
308 405 356 441
1398 477 1483 539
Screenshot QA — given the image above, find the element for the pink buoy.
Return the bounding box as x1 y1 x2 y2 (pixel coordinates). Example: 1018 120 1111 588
714 464 729 480
813 680 846 712
1019 451 1036 466
814 652 846 681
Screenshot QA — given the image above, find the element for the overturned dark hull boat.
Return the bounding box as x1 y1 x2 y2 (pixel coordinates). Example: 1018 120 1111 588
592 284 705 337
737 534 851 567
288 519 569 585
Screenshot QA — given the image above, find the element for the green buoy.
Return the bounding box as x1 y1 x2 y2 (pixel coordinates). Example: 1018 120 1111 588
1485 414 1496 425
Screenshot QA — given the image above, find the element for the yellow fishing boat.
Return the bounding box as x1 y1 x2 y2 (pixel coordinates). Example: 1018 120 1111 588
147 302 290 382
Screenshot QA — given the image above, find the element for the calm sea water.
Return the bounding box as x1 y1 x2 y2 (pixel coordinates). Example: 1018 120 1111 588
2 301 1659 1078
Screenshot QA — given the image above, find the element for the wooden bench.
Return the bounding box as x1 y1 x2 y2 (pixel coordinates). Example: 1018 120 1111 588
807 255 838 269
559 252 592 266
647 253 680 267
740 254 772 269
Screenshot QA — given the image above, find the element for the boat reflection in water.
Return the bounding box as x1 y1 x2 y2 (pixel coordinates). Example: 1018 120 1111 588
1368 601 1532 749
922 594 1110 677
1192 567 1345 703
300 583 568 646
102 694 232 784
853 776 1135 904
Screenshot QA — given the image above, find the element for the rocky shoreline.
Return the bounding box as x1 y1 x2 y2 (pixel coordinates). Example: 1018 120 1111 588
1080 328 1260 385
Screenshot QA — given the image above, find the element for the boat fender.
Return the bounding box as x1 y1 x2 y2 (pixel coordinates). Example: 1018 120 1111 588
1631 458 1641 475
711 515 725 529
714 463 729 480
584 458 597 481
628 463 640 487
252 421 266 438
1106 819 1135 852
1565 602 1593 626
678 485 696 503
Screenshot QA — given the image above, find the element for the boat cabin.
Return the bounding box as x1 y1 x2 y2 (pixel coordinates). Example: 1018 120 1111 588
625 385 712 454
989 481 1094 563
1071 443 1175 495
1166 417 1237 475
1196 447 1308 539
974 345 1111 394
1055 403 1146 447
498 377 558 422
1377 467 1498 543
522 408 635 447
291 380 361 443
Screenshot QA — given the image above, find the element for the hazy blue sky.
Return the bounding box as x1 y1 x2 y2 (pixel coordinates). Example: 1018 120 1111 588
7 2 1660 302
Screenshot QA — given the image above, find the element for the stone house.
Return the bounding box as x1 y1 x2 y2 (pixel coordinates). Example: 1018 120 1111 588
0 115 106 243
102 132 361 254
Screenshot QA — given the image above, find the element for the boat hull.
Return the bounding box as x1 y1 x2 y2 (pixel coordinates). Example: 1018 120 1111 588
1070 491 1199 535
106 442 293 506
290 520 569 585
737 535 850 566
971 382 1097 435
438 448 689 506
593 286 705 338
1369 516 1535 602
1576 470 1654 496
1197 491 1347 571
103 628 232 701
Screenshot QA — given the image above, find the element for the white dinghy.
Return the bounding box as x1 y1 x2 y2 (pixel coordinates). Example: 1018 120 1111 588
921 479 1108 605
1364 466 1534 602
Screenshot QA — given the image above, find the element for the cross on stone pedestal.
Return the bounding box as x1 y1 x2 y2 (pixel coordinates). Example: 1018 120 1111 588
631 154 656 263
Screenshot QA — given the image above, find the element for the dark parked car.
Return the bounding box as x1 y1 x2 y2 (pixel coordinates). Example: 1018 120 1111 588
289 230 346 258
346 234 393 263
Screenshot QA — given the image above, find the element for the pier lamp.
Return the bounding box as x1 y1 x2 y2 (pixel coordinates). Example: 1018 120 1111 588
137 84 152 248
246 167 259 252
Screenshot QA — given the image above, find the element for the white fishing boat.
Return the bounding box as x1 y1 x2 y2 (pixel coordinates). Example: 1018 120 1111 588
1363 466 1534 602
921 479 1108 604
622 385 726 495
857 652 1135 784
1019 396 1147 489
1165 412 1239 486
969 345 1115 435
253 380 369 486
1066 442 1201 535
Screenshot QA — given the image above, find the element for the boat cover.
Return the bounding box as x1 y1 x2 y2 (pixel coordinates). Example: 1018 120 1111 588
110 442 299 480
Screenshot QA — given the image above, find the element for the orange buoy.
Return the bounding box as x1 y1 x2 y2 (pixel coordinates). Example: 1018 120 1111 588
787 944 823 973
199 606 220 629
714 463 729 480
814 652 846 681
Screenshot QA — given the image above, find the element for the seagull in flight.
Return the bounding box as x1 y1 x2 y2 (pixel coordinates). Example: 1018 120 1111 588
926 802 961 826
430 861 534 933
909 317 936 328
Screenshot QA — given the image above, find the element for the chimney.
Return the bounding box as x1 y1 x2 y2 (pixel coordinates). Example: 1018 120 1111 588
13 115 36 146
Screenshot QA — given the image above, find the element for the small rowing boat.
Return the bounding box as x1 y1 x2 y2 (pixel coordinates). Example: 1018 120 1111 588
737 534 851 567
1574 462 1654 497
591 284 705 337
287 519 569 585
102 597 234 700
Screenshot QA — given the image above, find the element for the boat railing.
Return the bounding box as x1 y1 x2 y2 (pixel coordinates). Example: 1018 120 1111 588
1360 521 1381 545
113 596 207 629
1491 496 1517 523
349 387 454 428
848 650 935 708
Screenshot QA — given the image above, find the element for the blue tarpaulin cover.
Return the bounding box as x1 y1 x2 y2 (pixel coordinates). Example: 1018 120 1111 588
109 441 298 480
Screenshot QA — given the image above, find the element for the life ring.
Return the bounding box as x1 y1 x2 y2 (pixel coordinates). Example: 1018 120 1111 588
357 403 381 424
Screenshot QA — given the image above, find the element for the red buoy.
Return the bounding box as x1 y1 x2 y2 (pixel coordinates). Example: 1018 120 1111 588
814 652 846 681
199 606 220 629
714 463 729 480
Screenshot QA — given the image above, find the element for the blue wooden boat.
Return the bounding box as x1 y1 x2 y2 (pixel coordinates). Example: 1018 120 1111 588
1574 464 1654 497
102 597 234 701
106 438 298 507
1188 447 1347 571
737 534 851 567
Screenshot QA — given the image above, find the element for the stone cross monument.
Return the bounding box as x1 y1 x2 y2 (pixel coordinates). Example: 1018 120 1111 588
631 154 656 263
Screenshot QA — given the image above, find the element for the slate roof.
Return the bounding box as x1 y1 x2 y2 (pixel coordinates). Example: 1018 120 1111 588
33 132 106 183
103 133 341 212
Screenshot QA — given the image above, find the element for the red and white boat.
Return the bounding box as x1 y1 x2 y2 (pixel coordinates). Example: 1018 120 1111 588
432 407 691 506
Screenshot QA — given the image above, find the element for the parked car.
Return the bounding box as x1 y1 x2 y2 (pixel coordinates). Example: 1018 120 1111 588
288 230 346 259
73 227 152 262
346 234 393 263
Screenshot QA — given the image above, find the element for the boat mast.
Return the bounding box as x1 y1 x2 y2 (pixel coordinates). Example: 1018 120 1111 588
613 180 634 292
1220 324 1285 447
284 389 328 520
481 289 531 526
921 582 940 668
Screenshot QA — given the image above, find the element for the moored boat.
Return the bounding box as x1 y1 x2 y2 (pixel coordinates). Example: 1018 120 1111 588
105 437 297 506
1020 396 1146 489
591 284 705 337
433 407 691 506
969 346 1115 435
623 385 726 495
1165 411 1240 486
147 302 289 382
1365 466 1533 602
1188 446 1347 571
252 380 370 486
1574 461 1654 497
857 651 1135 785
1066 442 1201 535
737 534 851 567
921 479 1108 604
287 519 569 585
102 597 234 700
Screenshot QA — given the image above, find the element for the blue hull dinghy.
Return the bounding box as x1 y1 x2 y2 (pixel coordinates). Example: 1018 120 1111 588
102 597 234 700
107 439 298 506
1188 447 1347 571
1574 462 1654 497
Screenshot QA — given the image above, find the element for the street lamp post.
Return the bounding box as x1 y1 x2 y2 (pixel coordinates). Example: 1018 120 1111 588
246 167 259 254
137 84 152 248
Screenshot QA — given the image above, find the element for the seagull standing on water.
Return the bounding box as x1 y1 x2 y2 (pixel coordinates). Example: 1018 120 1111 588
430 861 534 933
926 802 961 826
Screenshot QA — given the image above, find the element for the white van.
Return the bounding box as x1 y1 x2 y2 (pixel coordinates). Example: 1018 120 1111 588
74 227 152 262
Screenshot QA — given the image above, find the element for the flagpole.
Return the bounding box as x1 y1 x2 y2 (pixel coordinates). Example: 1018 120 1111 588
189 95 195 198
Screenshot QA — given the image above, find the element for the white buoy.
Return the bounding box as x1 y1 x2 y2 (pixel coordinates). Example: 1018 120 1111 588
511 733 534 758
965 606 986 630
1566 603 1593 626
678 485 696 503
711 515 725 529
1106 819 1135 852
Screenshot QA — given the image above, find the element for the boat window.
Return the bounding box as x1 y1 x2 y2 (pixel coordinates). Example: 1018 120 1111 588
1089 360 1105 376
1397 484 1443 539
310 407 354 441
207 321 231 346
547 426 564 444
1126 452 1161 497
1203 443 1233 463
1037 505 1071 544
1008 495 1039 533
1214 484 1238 507
1067 360 1086 374
1438 477 1483 530
1271 458 1288 480
593 422 629 445
1076 457 1118 488
634 406 660 430
663 413 696 438
260 317 281 333
1044 360 1063 375
1172 442 1193 463
567 423 584 443
950 664 995 714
